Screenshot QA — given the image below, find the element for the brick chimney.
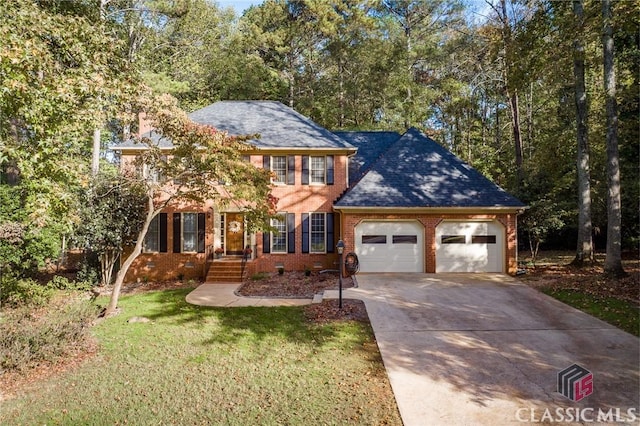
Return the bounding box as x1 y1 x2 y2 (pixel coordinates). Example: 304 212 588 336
138 112 155 137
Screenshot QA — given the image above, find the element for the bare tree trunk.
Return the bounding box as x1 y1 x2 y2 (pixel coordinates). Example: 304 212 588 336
499 0 524 187
91 128 101 176
338 60 345 128
91 0 109 177
506 87 524 185
571 0 594 266
100 249 120 287
526 82 533 159
105 197 155 315
601 0 625 277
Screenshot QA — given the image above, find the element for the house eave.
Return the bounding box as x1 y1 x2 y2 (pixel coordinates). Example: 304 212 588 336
333 206 527 215
250 147 358 155
111 146 357 155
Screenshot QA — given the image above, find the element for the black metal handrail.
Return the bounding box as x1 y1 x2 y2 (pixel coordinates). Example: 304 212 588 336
240 245 251 281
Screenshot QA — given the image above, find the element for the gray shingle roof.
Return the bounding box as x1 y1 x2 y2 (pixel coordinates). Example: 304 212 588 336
113 101 355 150
335 128 525 208
189 101 354 149
112 130 173 150
333 131 401 183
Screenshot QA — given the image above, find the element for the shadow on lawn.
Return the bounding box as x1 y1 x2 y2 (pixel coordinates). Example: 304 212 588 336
137 288 355 350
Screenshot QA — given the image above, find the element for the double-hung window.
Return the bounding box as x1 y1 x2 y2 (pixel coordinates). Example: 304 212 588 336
271 216 287 253
302 155 333 185
144 215 160 253
143 163 161 183
302 212 334 254
182 213 198 252
310 156 326 184
310 213 326 253
271 156 287 184
172 212 204 254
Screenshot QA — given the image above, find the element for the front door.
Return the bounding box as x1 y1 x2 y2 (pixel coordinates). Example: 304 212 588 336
225 213 245 255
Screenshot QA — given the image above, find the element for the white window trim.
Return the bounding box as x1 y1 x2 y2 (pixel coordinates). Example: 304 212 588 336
271 155 287 185
143 163 161 184
309 156 326 185
182 212 198 253
271 214 287 254
309 212 327 254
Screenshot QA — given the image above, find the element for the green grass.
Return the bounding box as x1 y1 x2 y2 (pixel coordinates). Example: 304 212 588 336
542 288 639 337
1 289 401 425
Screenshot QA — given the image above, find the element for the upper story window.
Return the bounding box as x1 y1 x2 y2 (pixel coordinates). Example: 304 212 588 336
310 157 326 184
264 155 294 185
143 163 162 183
271 156 287 184
141 155 167 184
302 155 334 186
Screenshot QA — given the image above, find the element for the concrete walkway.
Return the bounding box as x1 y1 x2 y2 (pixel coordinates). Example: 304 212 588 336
187 275 640 426
186 283 311 307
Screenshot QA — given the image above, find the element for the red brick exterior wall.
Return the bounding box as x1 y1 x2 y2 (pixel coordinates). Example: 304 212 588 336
249 153 347 274
121 199 215 283
118 152 348 283
118 149 520 282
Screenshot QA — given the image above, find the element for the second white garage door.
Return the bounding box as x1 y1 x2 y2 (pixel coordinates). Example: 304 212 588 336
355 221 424 272
435 221 504 272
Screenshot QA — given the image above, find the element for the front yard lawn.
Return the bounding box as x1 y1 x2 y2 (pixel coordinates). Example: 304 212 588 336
1 288 401 425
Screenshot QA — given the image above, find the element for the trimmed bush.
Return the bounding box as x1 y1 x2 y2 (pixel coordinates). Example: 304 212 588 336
1 275 54 307
48 275 92 292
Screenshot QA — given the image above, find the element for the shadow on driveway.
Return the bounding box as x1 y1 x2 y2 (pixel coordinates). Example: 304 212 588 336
328 273 639 425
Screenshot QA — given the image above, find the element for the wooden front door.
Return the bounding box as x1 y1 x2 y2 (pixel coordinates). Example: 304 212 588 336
225 213 245 255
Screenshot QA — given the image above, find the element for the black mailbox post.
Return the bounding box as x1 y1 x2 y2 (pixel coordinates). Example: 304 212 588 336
336 240 345 309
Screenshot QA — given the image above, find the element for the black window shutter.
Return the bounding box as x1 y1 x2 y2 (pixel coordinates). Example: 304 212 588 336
302 213 309 253
172 213 181 253
301 156 309 185
159 213 168 253
287 156 295 185
287 213 295 253
263 155 270 170
326 155 334 185
262 232 270 254
197 213 205 253
326 213 335 253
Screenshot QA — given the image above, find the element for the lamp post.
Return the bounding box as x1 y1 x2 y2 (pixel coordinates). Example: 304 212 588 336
336 240 345 309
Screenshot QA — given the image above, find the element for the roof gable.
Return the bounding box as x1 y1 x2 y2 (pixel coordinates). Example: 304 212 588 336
333 131 401 183
335 128 525 209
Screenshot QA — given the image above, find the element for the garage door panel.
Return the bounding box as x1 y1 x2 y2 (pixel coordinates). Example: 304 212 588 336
436 221 504 273
356 221 424 273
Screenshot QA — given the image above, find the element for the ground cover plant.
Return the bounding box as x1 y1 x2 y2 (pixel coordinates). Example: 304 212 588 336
518 251 639 336
0 287 401 425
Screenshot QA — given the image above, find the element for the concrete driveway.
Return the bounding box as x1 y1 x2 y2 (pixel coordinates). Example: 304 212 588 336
328 273 639 426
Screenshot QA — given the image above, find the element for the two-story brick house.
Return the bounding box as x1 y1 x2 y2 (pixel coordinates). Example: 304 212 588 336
113 100 525 283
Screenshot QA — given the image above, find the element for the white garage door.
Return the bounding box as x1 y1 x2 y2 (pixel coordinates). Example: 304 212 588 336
435 221 504 272
355 221 424 272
